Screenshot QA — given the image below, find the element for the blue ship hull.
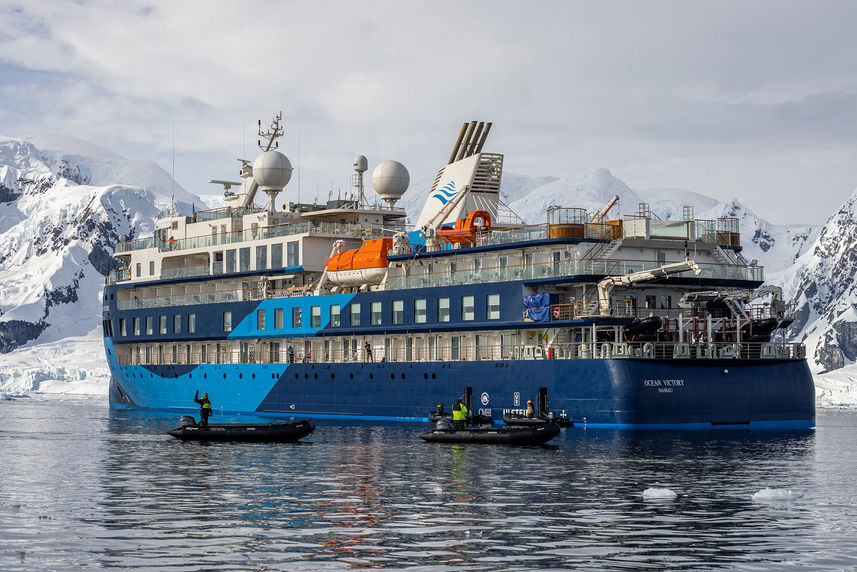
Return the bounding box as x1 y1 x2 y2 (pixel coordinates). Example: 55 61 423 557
107 350 816 429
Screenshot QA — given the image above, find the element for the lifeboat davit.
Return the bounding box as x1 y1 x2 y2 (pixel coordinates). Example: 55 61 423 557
437 210 492 244
326 238 392 286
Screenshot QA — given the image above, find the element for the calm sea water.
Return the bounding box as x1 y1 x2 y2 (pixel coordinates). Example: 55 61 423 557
1 396 856 571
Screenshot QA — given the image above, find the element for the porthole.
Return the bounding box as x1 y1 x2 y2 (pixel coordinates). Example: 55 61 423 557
349 373 354 380
189 373 192 379
431 373 437 380
424 373 428 380
313 373 318 379
331 373 335 380
272 373 276 379
401 373 406 380
223 373 226 379
369 373 374 380
252 373 256 379
390 373 396 380
295 373 299 379
204 374 207 379
304 373 309 379
239 373 243 379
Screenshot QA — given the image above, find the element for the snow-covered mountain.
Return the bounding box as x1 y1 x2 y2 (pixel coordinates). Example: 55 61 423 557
0 135 202 393
0 134 854 407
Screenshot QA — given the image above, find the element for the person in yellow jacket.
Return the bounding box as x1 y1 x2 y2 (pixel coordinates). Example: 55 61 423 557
452 398 468 430
194 390 212 426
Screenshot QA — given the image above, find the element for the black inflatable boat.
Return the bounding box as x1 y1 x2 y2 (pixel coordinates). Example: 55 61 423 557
167 416 315 442
419 422 560 445
503 413 572 428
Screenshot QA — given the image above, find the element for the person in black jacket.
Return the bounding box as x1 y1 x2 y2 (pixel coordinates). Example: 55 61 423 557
194 390 212 426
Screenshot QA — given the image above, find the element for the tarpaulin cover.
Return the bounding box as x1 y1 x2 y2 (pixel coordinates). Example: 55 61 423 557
524 293 553 321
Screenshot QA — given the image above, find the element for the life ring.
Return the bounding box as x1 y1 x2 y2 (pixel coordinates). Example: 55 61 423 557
552 306 561 319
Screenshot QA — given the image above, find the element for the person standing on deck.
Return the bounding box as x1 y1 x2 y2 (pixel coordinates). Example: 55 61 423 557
526 398 535 418
194 390 212 426
364 341 373 362
452 398 467 430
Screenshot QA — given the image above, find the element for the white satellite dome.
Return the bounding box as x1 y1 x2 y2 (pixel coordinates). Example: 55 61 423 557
372 160 409 207
253 150 292 190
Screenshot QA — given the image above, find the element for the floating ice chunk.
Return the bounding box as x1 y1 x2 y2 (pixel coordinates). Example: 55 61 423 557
642 487 678 500
751 488 802 502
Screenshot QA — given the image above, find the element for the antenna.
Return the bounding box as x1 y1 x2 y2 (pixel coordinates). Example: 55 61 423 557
171 121 175 214
258 111 284 151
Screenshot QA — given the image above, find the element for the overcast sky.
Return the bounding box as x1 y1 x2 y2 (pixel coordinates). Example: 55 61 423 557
1 1 855 224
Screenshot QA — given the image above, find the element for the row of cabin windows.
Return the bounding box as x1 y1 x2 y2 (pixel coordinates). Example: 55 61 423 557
132 241 300 279
251 294 501 332
213 241 299 275
111 294 501 337
117 314 197 337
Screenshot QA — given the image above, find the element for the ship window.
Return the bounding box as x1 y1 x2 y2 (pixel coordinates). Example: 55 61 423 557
350 303 361 326
201 344 207 363
553 251 561 276
257 309 266 330
133 317 140 336
213 251 224 275
146 316 153 335
239 247 251 272
393 300 404 325
311 306 321 328
188 313 196 333
287 241 299 267
223 311 233 332
657 251 666 265
145 345 151 364
371 302 382 325
120 318 127 337
292 307 302 328
438 298 450 322
172 345 178 364
487 294 500 319
159 315 167 334
149 261 155 276
271 243 283 268
256 245 267 270
171 314 180 334
330 305 341 327
645 296 656 309
406 337 413 361
275 308 284 329
136 262 141 278
270 342 281 363
451 336 460 360
462 296 475 321
660 295 671 310
415 299 427 323
225 249 236 273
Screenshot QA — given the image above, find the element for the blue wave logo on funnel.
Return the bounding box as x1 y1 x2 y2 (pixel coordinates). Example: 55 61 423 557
431 181 458 205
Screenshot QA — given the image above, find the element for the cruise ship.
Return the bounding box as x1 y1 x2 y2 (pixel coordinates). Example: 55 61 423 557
102 116 815 428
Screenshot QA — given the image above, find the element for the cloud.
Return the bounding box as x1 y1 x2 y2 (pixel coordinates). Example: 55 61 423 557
1 0 856 223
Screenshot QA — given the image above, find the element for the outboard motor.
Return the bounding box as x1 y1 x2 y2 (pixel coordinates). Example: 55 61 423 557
180 415 198 427
435 418 453 430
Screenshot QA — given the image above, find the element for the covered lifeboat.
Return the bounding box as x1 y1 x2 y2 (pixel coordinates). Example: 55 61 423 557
437 210 492 244
326 238 392 286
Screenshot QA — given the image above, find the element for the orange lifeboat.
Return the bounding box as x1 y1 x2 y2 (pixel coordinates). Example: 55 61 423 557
326 238 392 286
437 210 492 244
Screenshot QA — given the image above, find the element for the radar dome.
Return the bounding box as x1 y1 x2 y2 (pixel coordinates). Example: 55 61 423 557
253 150 292 190
372 160 409 207
353 155 368 173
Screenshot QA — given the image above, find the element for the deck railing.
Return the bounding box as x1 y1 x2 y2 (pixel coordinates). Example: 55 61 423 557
114 340 805 366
